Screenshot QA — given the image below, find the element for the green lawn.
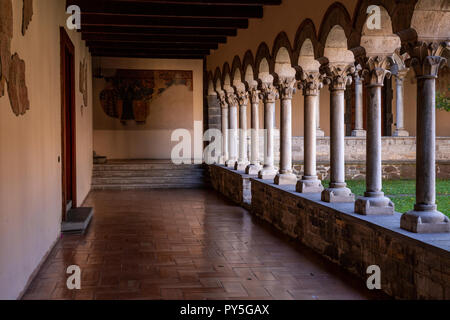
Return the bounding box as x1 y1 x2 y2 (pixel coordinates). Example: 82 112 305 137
322 179 450 217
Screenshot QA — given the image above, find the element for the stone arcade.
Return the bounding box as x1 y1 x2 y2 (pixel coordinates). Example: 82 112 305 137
206 0 450 300
1 0 449 302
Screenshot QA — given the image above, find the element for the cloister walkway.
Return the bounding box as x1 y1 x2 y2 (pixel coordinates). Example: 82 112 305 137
22 189 388 300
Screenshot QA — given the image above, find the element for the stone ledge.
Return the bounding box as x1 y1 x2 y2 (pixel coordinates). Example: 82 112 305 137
209 164 253 209
250 178 450 299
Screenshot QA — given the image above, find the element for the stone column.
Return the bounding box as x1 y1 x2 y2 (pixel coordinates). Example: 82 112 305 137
225 90 238 168
218 91 229 165
235 88 250 171
258 81 279 180
355 56 394 215
321 65 355 203
393 69 409 137
275 77 297 185
246 86 262 175
316 91 325 137
297 72 324 193
351 66 366 137
401 42 449 233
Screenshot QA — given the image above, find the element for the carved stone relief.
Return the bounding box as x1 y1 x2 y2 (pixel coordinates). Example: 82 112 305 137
0 0 31 116
22 0 33 36
0 0 13 97
8 53 30 116
79 57 88 107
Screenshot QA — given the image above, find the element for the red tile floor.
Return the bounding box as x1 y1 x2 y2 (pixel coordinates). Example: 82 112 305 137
22 189 389 300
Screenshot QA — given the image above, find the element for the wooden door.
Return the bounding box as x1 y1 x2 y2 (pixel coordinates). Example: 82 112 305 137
60 27 76 221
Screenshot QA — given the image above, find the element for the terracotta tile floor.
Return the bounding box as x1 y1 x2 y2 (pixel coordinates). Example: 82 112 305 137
22 189 389 300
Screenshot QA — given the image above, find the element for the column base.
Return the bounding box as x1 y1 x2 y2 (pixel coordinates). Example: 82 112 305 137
355 194 394 215
226 159 237 168
296 177 324 193
234 160 249 171
351 129 366 137
393 129 409 137
258 167 277 180
321 187 355 203
401 206 450 233
274 172 297 185
218 156 227 165
316 129 325 137
245 163 262 175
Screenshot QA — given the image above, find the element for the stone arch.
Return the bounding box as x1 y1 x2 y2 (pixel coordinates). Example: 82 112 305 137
231 55 243 84
221 62 232 88
207 71 216 95
255 42 273 76
359 5 401 56
318 2 353 57
271 32 294 69
410 0 450 41
213 67 222 92
274 46 296 79
350 0 399 49
322 24 354 65
297 38 322 73
293 19 320 65
242 50 256 86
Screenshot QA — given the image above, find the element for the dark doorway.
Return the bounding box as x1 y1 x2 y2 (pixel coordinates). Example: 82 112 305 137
60 27 76 221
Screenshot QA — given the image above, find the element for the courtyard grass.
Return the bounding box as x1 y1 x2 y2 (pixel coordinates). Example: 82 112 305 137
321 179 450 217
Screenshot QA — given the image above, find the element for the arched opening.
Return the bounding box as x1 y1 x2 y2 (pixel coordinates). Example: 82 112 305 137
359 6 401 136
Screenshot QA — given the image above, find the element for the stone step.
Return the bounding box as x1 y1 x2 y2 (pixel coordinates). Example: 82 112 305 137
92 176 205 185
94 162 203 172
92 183 207 190
93 169 205 178
91 160 207 189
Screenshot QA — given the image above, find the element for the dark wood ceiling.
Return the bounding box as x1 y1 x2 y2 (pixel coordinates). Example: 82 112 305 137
67 0 282 59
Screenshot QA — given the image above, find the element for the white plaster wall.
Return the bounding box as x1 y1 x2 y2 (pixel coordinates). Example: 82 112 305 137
0 0 93 299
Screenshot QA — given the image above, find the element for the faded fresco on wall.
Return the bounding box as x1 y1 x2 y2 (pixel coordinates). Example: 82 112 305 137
99 69 193 125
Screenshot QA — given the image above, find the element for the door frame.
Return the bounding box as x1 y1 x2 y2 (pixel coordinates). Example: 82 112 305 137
60 27 76 221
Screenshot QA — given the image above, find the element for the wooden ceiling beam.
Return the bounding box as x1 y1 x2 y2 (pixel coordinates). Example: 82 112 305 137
80 14 249 29
80 26 238 37
82 33 227 44
68 0 263 18
86 41 218 50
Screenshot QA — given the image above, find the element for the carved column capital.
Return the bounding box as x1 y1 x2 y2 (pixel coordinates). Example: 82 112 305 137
298 71 324 96
258 82 279 103
321 64 354 91
353 64 363 85
236 89 249 107
225 91 239 108
217 91 228 109
276 77 297 100
249 86 260 105
406 42 447 79
362 56 392 87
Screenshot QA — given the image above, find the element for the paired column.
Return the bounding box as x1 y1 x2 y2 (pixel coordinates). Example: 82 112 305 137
275 77 298 185
225 90 238 168
393 69 410 137
258 80 279 180
235 88 250 171
401 42 449 233
246 86 262 175
355 56 394 215
218 91 229 165
321 65 355 203
351 66 366 137
297 71 324 193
